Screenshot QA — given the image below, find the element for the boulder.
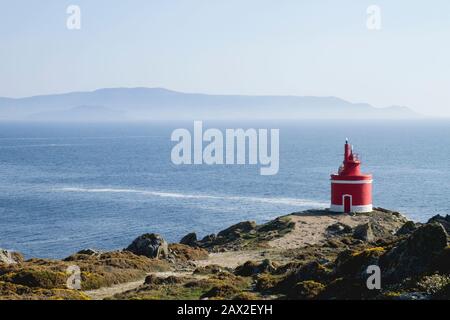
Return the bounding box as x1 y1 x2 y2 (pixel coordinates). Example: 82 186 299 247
76 248 102 256
370 220 398 239
334 247 385 278
326 222 353 235
217 221 257 239
319 277 378 300
0 249 23 265
234 259 277 276
179 232 198 247
380 223 448 281
168 243 208 261
288 280 325 300
353 223 375 242
194 264 227 275
396 221 419 236
276 261 330 292
200 284 240 299
200 234 216 243
428 215 450 235
125 233 168 259
431 246 450 273
433 283 450 300
258 217 295 233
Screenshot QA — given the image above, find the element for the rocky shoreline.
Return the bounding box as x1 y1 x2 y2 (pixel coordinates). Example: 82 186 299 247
1 208 449 300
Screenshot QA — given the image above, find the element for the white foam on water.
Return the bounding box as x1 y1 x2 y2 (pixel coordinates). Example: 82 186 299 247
59 187 328 208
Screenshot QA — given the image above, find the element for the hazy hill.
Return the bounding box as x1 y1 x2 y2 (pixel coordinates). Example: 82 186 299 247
0 88 419 121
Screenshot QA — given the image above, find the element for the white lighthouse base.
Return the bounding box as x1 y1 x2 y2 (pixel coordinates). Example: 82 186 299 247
330 204 373 213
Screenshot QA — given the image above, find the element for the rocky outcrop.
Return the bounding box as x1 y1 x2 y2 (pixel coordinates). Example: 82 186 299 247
380 223 448 281
334 247 385 278
197 217 295 251
2 208 449 301
200 284 240 299
125 233 168 259
234 259 277 277
287 280 325 300
193 264 228 275
217 221 257 239
0 249 23 265
428 215 450 235
168 243 208 261
76 248 102 256
326 222 352 235
396 221 420 236
274 261 331 295
200 234 216 243
353 223 374 242
179 233 198 247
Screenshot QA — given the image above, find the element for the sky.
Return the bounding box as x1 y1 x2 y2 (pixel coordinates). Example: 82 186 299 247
0 0 449 116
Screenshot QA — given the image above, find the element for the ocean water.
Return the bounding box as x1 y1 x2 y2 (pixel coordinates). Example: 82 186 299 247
0 120 449 259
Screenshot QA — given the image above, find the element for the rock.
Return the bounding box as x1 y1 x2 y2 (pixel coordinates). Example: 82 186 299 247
179 232 198 246
428 215 450 235
125 233 168 259
380 223 448 281
258 217 295 233
76 248 101 256
370 220 398 238
273 262 303 275
373 207 393 214
168 243 208 261
259 259 277 273
0 249 23 265
217 221 257 239
326 222 352 235
254 273 279 292
231 292 259 300
318 277 377 300
235 259 277 276
200 284 240 299
334 247 385 278
193 264 227 275
324 239 341 248
396 221 419 236
433 283 450 300
200 234 216 243
416 274 450 295
274 261 330 295
353 223 375 242
288 280 325 299
431 246 450 273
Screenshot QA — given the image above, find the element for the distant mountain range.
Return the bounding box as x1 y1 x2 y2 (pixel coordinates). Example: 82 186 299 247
0 87 419 121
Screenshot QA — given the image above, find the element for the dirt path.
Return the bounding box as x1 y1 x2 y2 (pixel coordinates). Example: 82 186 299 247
84 271 194 300
85 212 371 300
194 212 370 268
194 250 264 269
268 212 369 249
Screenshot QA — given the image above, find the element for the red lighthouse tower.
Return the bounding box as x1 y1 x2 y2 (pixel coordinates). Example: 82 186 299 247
330 139 372 213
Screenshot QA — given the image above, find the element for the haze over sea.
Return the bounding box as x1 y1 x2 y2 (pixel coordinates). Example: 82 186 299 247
0 120 449 259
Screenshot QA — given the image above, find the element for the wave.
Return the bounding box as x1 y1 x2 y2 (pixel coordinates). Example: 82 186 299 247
59 187 328 208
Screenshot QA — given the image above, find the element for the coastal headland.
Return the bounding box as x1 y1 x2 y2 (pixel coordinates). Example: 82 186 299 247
1 208 449 300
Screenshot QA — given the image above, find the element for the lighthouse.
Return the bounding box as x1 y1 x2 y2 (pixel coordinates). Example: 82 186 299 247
330 139 372 213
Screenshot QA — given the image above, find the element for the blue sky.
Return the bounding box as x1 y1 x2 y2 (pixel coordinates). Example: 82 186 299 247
1 0 449 116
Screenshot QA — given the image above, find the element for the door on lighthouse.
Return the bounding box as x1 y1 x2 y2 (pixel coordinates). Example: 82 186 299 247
343 195 352 213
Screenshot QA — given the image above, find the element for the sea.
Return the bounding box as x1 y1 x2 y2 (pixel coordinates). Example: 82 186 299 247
0 120 449 259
